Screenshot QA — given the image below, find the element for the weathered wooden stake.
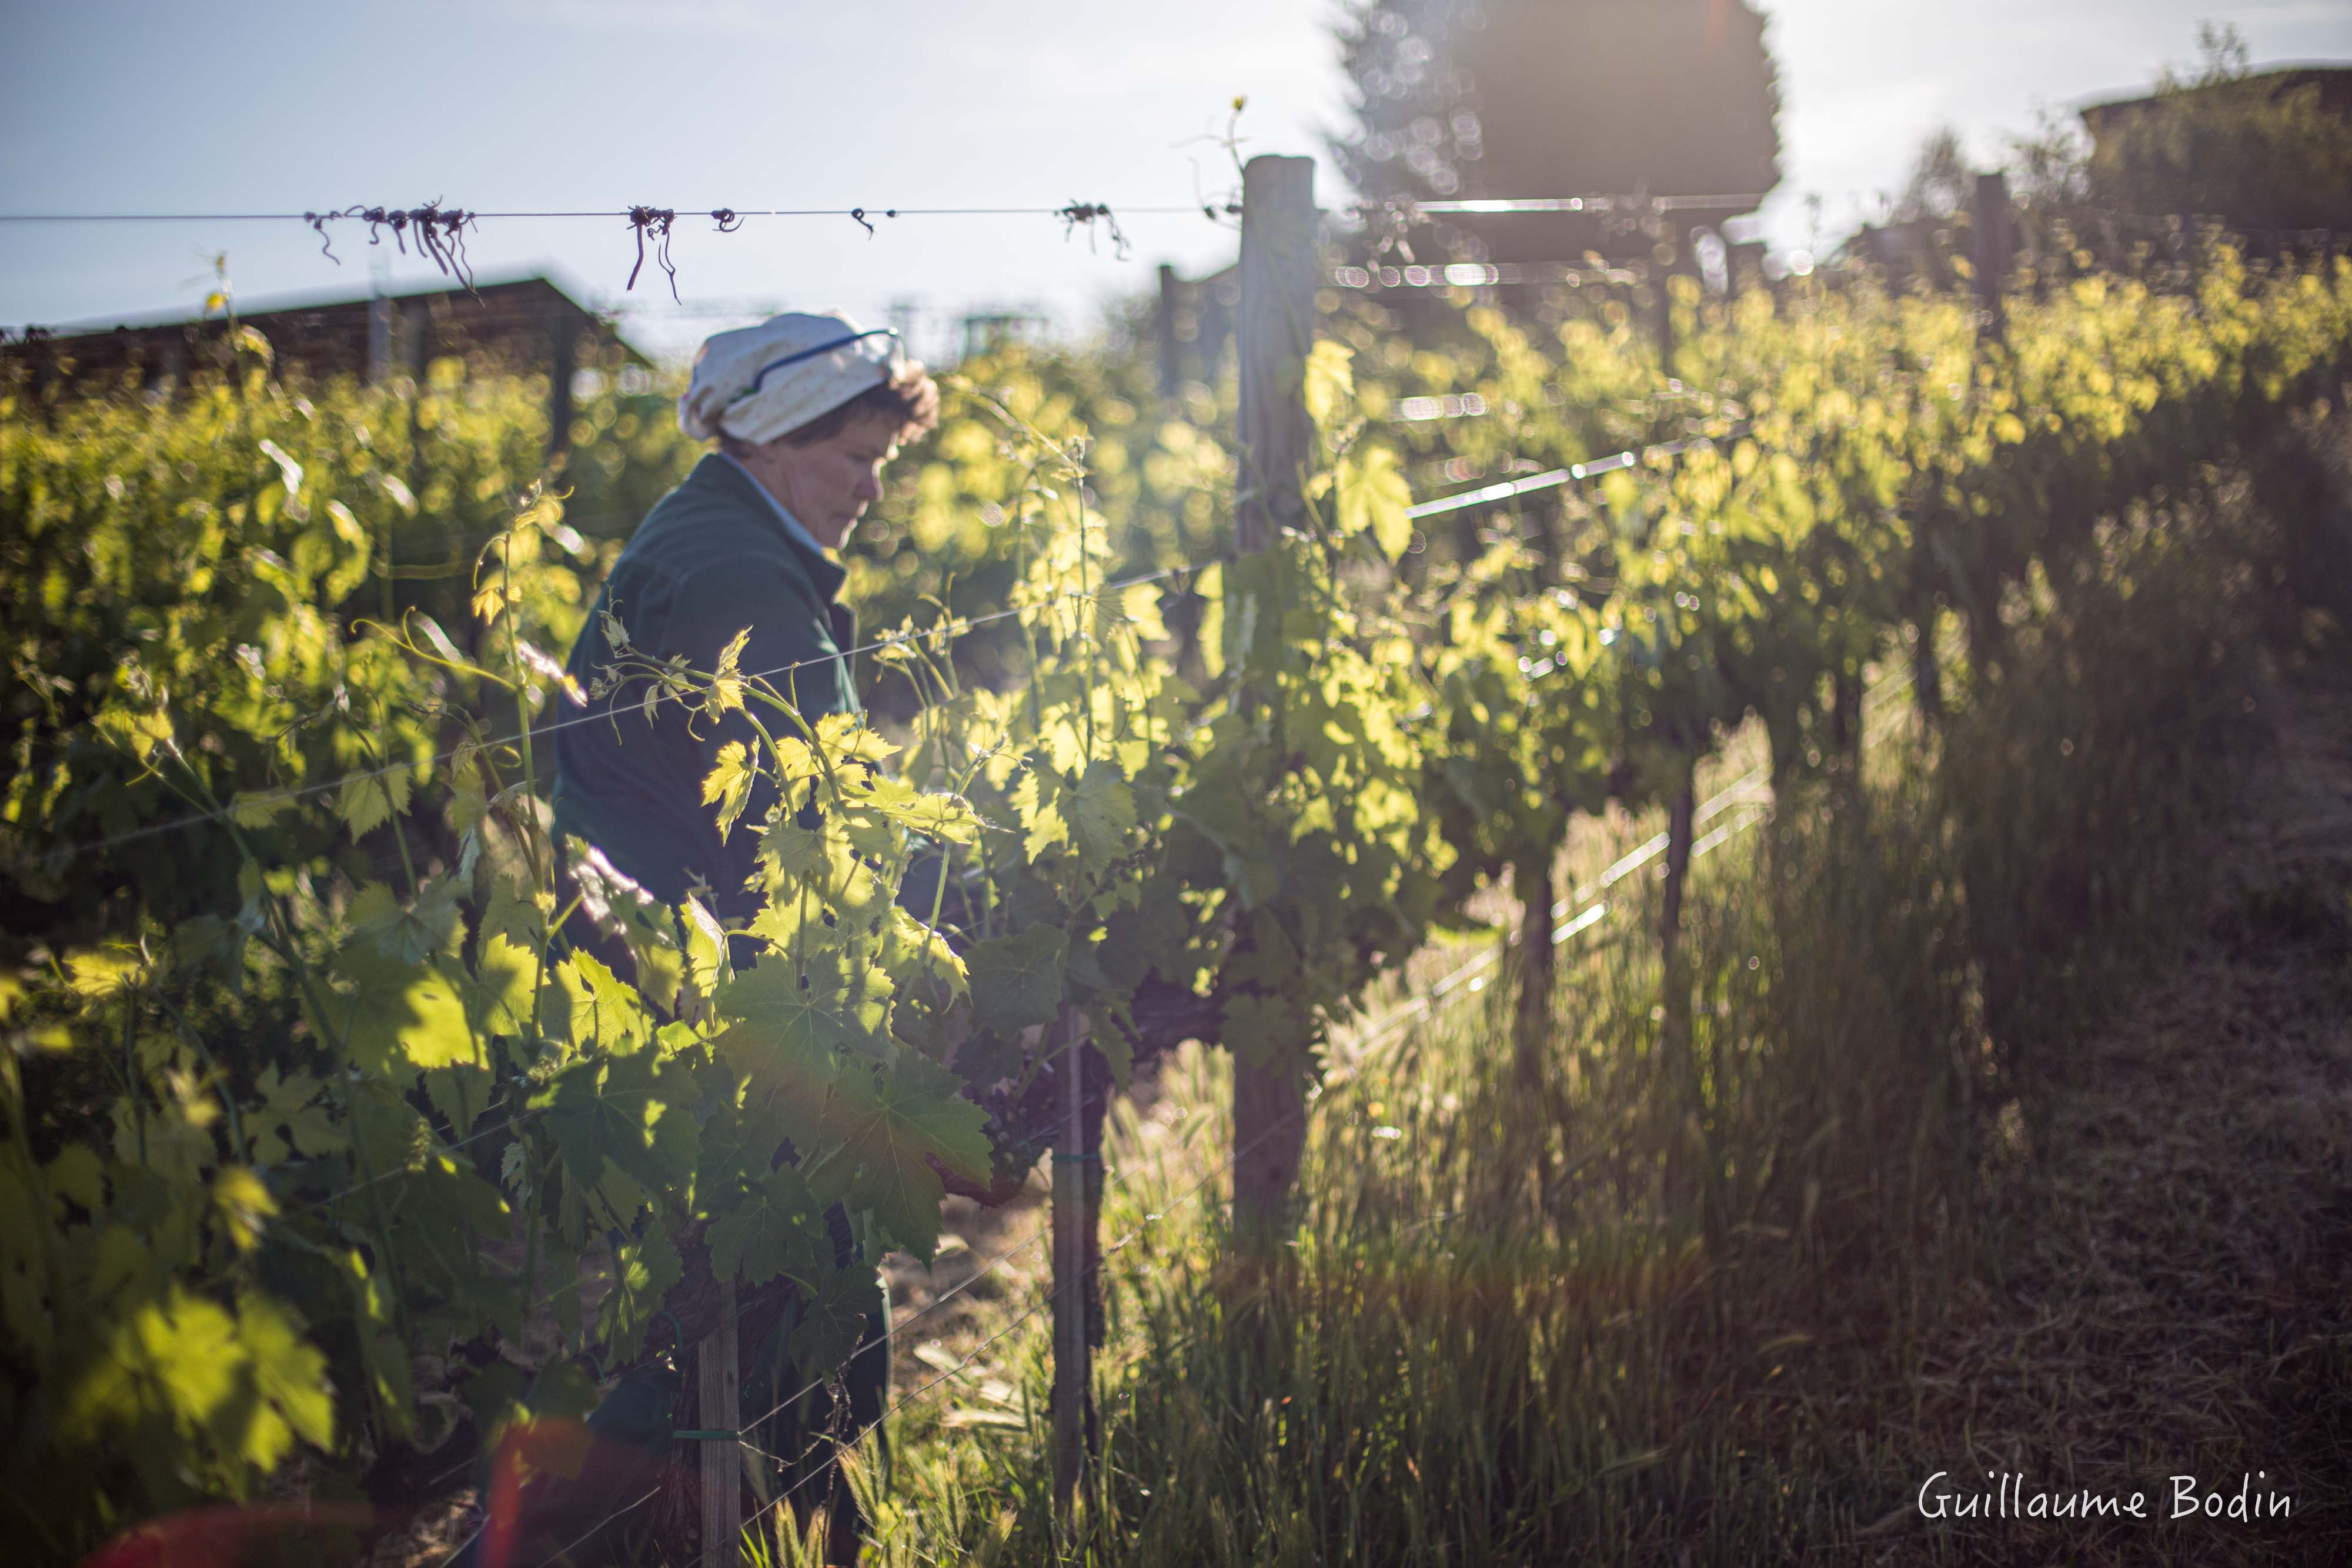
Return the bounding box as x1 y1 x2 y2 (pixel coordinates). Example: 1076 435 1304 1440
547 315 580 459
1830 664 1863 778
1654 228 1679 373
367 292 393 384
1236 156 1317 551
1511 850 1556 1095
1913 607 1945 727
697 1283 740 1568
1511 845 1561 1214
1051 1011 1084 1520
1973 172 2012 339
1155 262 1183 400
402 296 432 509
1658 758 1699 1220
1231 152 1318 1256
1050 1005 1098 1525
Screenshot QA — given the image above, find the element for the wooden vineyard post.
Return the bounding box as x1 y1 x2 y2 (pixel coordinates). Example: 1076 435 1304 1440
402 296 432 519
547 313 580 459
1230 152 1318 1257
1512 848 1556 1096
1658 751 1727 1261
1050 1004 1102 1526
1973 172 2012 341
1657 758 1700 1221
696 1283 740 1568
1653 216 1679 376
1830 663 1864 787
1155 262 1183 400
1912 601 1946 728
1511 844 1561 1215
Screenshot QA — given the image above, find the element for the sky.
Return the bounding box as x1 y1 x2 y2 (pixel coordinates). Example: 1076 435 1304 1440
2 1 2348 365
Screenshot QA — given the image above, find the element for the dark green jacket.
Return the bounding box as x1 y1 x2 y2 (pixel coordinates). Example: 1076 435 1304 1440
553 453 858 921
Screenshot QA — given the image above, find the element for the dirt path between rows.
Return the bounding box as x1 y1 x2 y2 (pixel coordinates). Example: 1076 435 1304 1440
1852 666 2352 1566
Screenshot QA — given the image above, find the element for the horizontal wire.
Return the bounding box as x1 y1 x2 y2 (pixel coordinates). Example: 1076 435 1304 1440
68 409 1772 1244
1334 260 1639 290
442 667 1922 1557
1403 419 1753 520
741 1076 1301 1537
1405 194 1762 216
463 900 1516 1568
409 1028 1088 1522
0 206 1218 225
283 1106 530 1217
507 1482 661 1568
414 670 1918 1533
723 1022 1097 1444
0 192 1735 228
1342 668 1915 1064
54 553 1221 865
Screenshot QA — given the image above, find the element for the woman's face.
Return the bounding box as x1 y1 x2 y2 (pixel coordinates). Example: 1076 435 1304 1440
737 409 900 549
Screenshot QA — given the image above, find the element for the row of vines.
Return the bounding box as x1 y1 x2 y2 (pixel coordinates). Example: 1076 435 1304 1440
3 220 2350 1562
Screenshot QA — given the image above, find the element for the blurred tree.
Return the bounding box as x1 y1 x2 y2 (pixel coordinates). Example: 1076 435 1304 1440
1892 126 1973 223
1332 0 1782 260
2003 106 2092 215
2069 24 2352 233
1835 126 1982 290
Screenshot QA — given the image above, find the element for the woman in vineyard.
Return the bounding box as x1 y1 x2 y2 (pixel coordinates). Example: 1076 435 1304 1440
524 311 938 1564
553 310 936 921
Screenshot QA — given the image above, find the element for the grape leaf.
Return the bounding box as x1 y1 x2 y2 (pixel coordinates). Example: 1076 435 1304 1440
1302 339 1355 429
858 773 981 844
708 626 750 717
348 876 463 965
550 950 652 1055
820 1051 993 1261
336 766 413 841
1011 768 1068 861
233 1290 336 1465
321 945 477 1075
702 740 756 837
1218 991 1310 1072
707 1167 824 1287
60 1287 239 1450
966 924 1067 1037
1337 445 1413 560
596 1224 683 1362
248 1067 343 1166
531 1051 697 1198
229 789 299 828
720 954 893 1061
814 711 897 763
711 1008 837 1162
1070 760 1138 865
679 894 731 999
782 1258 875 1376
467 933 539 1040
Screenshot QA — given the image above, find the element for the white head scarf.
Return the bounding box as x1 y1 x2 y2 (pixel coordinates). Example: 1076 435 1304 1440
677 309 903 446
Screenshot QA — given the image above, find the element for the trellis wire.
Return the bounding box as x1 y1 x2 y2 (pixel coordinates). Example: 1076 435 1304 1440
1402 419 1753 521
390 662 1912 1566
471 1027 1275 1568
0 191 1752 228
1343 667 1915 1062
421 663 1914 1554
56 396 1755 870
0 205 1210 223
54 555 1220 867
